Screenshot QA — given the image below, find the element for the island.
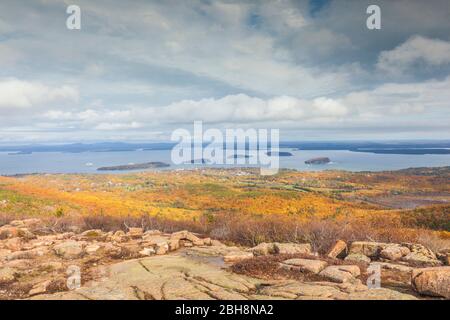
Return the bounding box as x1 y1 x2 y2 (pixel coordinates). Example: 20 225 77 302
8 151 32 155
229 154 251 159
97 162 170 171
305 157 331 165
266 151 293 157
188 159 211 164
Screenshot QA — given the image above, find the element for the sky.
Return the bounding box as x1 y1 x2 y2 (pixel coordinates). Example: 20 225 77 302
0 0 450 143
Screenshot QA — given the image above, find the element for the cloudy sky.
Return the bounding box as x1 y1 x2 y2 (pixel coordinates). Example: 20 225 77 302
0 0 450 143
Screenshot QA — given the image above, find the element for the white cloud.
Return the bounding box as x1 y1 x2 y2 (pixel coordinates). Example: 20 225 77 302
0 79 78 109
377 36 450 74
94 122 143 131
140 77 449 126
343 76 450 114
258 0 308 31
146 94 350 124
27 76 449 136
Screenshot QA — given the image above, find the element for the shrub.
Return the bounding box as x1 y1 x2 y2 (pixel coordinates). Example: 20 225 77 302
55 207 65 218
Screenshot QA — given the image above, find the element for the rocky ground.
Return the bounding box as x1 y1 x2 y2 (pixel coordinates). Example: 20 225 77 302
0 219 449 300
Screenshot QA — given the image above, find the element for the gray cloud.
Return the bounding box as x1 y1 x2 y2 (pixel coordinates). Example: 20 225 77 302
0 0 449 142
377 36 450 75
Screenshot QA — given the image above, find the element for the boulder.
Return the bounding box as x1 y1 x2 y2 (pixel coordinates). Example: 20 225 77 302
192 239 205 246
6 251 30 261
6 247 48 261
327 240 347 259
211 239 226 247
411 267 450 298
4 259 31 270
142 232 164 242
80 229 104 239
280 258 327 274
249 242 277 256
349 241 388 258
29 280 51 296
170 230 203 244
319 265 360 283
401 243 442 266
143 230 162 237
85 244 102 255
155 242 169 255
345 253 371 264
380 245 410 261
106 231 114 238
114 230 126 237
223 251 254 263
402 252 442 267
143 235 169 246
170 230 189 241
168 239 180 251
127 227 143 238
54 232 75 240
103 243 123 258
186 233 203 244
371 262 413 273
53 241 84 259
139 247 156 256
117 243 141 258
0 267 17 283
9 218 41 228
2 237 23 251
0 248 12 259
112 230 127 242
274 243 312 255
17 228 37 240
25 239 54 249
0 226 19 239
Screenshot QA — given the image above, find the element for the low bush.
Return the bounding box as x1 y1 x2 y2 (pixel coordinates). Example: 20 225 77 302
25 210 448 254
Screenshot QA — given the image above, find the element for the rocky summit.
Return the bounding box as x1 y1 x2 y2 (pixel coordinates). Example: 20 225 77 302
0 219 448 300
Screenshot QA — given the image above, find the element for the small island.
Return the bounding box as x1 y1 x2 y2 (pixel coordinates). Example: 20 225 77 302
305 157 331 165
8 151 32 155
229 154 251 159
189 159 211 164
97 162 170 171
266 151 293 157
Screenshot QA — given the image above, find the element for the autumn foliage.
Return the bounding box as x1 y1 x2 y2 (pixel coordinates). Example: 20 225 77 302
0 167 449 251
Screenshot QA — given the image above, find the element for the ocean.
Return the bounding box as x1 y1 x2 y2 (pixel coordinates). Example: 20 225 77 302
1 148 450 175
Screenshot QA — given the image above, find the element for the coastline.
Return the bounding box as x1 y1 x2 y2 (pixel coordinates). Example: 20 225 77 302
2 165 450 177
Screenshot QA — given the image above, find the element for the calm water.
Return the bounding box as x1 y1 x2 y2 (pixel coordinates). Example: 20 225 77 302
1 148 450 175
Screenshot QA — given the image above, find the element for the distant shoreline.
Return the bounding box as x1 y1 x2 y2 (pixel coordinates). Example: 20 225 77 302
2 141 450 155
2 165 450 178
349 148 450 155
